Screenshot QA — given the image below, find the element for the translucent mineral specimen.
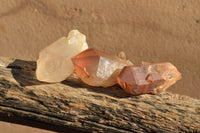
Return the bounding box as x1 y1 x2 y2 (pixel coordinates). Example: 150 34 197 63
71 48 133 87
117 62 181 95
36 30 88 82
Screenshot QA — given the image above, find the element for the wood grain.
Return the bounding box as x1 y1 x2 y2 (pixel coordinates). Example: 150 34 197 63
0 57 199 132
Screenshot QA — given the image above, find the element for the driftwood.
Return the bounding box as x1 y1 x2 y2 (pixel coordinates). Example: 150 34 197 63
0 57 199 133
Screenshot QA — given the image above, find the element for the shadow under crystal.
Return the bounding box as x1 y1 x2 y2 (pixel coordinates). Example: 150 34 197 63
61 73 133 98
7 59 134 98
7 59 48 86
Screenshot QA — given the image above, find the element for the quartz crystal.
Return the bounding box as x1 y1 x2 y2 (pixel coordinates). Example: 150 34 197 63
117 62 181 95
36 30 88 82
71 48 133 87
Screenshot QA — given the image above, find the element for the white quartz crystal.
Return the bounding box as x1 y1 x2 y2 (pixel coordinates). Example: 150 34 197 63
36 30 88 82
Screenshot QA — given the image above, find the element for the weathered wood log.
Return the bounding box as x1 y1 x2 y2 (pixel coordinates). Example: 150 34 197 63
0 57 199 132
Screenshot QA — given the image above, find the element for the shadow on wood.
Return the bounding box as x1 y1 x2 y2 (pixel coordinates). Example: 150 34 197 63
7 59 133 98
7 59 49 86
62 78 133 98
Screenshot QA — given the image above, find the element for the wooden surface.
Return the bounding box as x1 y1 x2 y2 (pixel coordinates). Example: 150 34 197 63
0 57 199 132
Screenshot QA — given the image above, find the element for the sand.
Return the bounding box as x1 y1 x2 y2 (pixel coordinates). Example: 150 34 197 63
0 0 200 132
0 121 54 133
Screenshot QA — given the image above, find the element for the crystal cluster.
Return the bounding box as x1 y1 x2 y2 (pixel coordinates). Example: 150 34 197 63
36 29 181 95
71 48 133 87
36 30 88 82
117 62 181 95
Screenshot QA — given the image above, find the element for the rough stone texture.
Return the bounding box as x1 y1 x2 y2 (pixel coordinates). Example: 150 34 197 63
0 57 200 132
0 0 199 98
117 63 181 95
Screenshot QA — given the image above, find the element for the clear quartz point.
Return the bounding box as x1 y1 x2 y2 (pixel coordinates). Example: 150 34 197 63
36 30 88 82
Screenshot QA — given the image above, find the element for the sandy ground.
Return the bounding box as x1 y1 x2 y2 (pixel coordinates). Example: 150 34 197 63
0 121 54 133
0 0 200 132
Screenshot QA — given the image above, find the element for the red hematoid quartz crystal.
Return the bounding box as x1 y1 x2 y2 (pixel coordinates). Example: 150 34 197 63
117 62 181 95
71 48 133 87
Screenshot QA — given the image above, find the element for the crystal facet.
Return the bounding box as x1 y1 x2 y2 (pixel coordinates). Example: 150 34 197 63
71 48 133 87
117 62 181 95
36 30 88 82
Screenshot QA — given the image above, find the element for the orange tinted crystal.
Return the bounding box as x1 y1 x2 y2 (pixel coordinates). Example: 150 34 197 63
71 48 133 87
117 62 181 95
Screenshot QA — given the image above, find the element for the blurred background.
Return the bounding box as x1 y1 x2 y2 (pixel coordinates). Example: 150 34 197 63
0 0 200 132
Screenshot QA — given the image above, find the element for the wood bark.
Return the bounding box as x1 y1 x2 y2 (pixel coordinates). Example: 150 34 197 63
0 57 199 132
